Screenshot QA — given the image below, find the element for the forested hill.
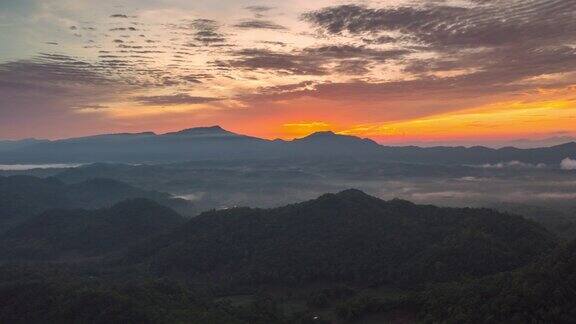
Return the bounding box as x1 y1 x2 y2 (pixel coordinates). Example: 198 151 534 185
0 190 567 323
123 189 556 288
0 199 185 261
0 175 194 232
419 239 576 323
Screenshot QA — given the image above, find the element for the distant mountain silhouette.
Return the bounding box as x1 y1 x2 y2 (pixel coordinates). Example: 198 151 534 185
1 126 575 165
1 126 269 163
285 131 381 157
163 125 239 137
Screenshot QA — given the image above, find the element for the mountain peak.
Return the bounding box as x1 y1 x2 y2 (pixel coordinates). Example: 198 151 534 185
163 125 235 136
314 189 378 205
335 188 372 199
294 131 380 148
305 131 337 138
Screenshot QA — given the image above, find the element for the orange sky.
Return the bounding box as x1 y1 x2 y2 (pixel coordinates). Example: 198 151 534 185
1 0 576 146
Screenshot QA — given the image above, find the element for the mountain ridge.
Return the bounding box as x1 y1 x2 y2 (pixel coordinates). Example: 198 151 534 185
4 126 574 149
0 126 575 165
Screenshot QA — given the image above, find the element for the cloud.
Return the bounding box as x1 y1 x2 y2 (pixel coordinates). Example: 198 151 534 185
217 48 329 75
533 192 576 200
74 104 109 110
289 1 576 104
302 45 409 61
561 158 576 170
0 54 138 137
244 5 275 13
410 191 482 200
175 192 206 202
218 45 409 77
0 53 116 92
233 20 287 30
303 2 576 48
478 161 547 169
333 60 371 75
169 19 227 45
132 93 222 106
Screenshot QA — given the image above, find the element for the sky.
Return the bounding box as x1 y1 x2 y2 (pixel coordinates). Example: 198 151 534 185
1 0 576 146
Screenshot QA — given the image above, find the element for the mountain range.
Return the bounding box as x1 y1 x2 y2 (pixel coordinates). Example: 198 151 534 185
0 126 575 166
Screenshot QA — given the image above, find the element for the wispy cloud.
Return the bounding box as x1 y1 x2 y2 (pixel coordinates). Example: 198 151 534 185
132 93 222 106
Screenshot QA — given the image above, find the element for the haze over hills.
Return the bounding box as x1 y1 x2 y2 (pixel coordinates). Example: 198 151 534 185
0 175 195 232
1 126 575 166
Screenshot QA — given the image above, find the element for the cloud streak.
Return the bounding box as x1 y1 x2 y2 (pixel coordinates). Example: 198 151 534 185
132 93 222 106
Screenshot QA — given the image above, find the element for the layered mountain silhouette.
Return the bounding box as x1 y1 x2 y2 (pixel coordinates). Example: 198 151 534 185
1 126 575 165
0 175 193 232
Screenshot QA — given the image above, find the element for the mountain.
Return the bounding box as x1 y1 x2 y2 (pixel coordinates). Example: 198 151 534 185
283 131 381 157
163 125 238 137
122 189 556 288
0 126 270 163
0 199 185 261
0 138 48 152
379 141 576 165
0 176 194 232
1 126 575 165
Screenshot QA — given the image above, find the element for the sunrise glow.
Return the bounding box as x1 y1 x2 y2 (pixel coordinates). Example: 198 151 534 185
1 0 575 147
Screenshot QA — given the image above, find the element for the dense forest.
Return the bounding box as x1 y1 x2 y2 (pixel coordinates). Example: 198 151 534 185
0 188 573 323
0 199 184 261
418 239 576 323
121 190 555 289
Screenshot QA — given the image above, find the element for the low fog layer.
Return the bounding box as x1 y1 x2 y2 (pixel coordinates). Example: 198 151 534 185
5 158 574 220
